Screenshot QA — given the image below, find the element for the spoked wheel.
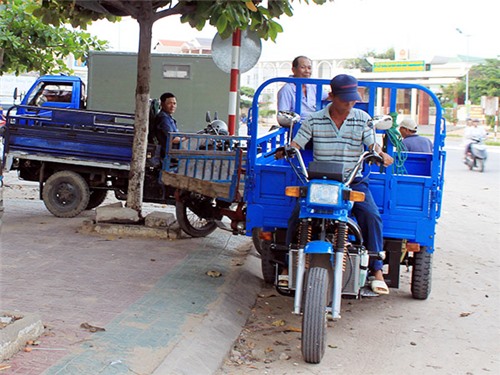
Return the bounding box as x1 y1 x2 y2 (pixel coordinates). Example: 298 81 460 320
302 267 328 364
86 189 108 210
411 249 433 300
42 171 90 218
175 192 217 237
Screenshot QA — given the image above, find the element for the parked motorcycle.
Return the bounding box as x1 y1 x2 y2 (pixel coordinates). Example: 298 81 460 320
464 136 487 172
262 115 392 364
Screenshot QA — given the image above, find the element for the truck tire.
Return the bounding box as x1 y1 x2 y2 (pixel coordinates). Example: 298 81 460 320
411 249 433 300
175 197 217 237
42 171 90 218
86 189 108 210
252 227 263 255
260 241 275 284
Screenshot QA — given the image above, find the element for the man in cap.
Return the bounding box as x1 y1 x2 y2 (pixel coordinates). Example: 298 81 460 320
288 74 393 295
399 117 433 153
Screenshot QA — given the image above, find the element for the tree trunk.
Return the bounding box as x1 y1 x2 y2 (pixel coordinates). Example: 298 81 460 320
126 4 153 215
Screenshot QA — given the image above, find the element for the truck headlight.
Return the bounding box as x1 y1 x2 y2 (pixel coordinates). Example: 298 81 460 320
308 183 340 205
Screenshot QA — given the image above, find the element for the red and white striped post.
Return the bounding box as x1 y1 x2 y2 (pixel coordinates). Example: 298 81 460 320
228 29 241 135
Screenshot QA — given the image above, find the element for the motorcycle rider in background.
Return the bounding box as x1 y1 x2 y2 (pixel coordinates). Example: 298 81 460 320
463 118 487 160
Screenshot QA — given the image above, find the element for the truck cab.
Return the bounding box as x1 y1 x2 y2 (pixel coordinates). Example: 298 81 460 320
17 75 85 114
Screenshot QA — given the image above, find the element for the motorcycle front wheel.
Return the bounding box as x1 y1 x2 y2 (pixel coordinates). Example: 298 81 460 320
301 266 328 364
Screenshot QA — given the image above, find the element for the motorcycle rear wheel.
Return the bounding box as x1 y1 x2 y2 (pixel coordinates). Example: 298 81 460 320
301 267 328 364
175 194 217 237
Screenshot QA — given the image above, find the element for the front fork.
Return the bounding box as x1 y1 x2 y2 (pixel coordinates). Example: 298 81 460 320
293 219 311 314
331 222 347 319
293 219 347 320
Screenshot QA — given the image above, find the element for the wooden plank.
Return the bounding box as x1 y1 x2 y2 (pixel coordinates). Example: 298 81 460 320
161 172 231 199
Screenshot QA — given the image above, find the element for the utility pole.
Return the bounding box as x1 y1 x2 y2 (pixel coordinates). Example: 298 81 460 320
456 28 471 118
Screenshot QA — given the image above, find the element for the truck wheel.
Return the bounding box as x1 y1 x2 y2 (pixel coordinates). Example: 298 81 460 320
260 241 275 284
43 171 90 218
411 249 433 300
302 267 328 364
175 197 217 237
252 227 263 255
86 189 108 210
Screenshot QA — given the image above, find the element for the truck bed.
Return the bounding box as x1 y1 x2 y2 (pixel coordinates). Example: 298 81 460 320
3 105 135 169
244 78 446 251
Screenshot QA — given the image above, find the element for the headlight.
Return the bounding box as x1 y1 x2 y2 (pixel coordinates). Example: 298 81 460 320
308 183 340 205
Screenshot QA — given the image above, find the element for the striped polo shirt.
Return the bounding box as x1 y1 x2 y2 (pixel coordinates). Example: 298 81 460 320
293 104 375 177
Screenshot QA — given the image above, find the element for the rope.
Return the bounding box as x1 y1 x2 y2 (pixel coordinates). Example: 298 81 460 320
386 112 408 175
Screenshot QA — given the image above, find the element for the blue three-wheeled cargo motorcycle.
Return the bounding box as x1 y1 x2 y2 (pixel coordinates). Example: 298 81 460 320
162 77 446 364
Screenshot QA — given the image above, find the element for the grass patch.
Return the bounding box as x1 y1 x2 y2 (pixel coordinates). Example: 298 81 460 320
486 140 500 147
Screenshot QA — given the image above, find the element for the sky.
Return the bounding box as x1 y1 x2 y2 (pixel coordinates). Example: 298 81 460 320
88 0 499 62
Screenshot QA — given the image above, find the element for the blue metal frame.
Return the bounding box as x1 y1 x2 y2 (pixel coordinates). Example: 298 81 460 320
244 77 447 251
5 105 135 164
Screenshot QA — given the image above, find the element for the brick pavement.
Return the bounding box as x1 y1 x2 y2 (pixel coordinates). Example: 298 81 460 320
0 198 259 375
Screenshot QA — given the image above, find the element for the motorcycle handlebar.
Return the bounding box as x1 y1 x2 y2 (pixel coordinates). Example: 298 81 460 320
268 145 383 186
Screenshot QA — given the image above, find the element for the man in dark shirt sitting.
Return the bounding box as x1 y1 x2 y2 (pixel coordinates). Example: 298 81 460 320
155 92 182 156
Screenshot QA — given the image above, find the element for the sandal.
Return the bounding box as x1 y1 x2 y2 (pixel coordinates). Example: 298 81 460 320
370 279 389 295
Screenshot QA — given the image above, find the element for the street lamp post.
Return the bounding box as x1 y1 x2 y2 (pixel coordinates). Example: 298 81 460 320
456 28 471 118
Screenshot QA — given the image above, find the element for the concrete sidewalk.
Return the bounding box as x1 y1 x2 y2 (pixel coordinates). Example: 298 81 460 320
0 198 261 374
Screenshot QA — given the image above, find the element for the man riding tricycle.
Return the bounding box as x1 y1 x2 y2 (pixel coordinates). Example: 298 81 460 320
242 75 446 363
160 74 446 364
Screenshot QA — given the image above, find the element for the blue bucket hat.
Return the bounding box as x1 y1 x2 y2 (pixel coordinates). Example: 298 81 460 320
330 74 362 102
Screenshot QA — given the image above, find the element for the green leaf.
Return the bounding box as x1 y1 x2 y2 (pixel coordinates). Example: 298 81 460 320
215 14 228 34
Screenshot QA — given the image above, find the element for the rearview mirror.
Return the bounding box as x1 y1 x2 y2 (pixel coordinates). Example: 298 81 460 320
371 115 393 130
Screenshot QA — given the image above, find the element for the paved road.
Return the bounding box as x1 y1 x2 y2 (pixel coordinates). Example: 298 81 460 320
217 139 500 374
0 195 261 375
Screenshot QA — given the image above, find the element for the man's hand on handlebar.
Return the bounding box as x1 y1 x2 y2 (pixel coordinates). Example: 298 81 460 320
378 151 393 167
274 146 285 159
271 145 298 160
371 144 394 167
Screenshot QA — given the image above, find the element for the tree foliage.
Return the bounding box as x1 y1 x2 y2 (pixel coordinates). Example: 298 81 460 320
469 59 500 103
30 0 330 214
0 0 109 75
344 48 395 72
35 0 329 42
240 85 255 108
439 59 499 106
